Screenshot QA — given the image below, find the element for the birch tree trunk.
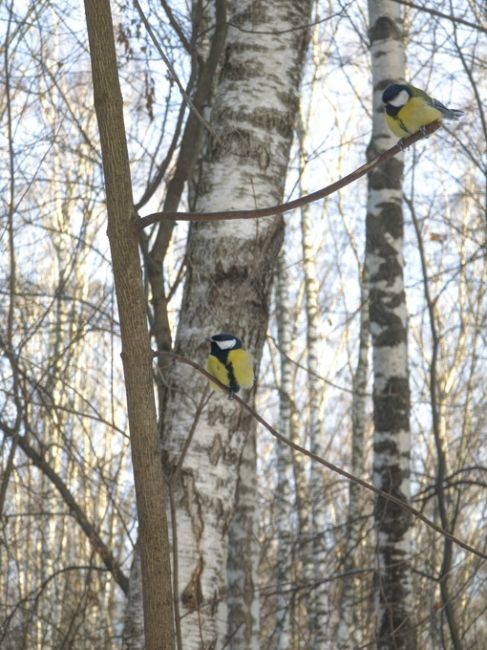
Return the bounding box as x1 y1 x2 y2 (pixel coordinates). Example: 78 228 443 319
226 429 260 649
160 2 312 647
366 2 415 648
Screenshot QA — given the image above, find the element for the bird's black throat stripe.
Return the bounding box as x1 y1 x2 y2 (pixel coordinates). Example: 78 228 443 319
226 361 239 394
385 104 401 118
211 348 240 394
385 104 411 135
398 117 411 134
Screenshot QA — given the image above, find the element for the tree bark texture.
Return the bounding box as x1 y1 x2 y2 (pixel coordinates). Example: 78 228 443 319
160 1 312 647
226 429 260 649
83 2 175 648
367 1 415 648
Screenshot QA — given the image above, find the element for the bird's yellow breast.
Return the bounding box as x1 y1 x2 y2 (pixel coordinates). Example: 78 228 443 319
227 348 254 389
386 96 444 137
207 349 254 392
207 355 230 390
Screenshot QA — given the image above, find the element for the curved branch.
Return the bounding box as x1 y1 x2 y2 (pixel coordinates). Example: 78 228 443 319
139 122 441 227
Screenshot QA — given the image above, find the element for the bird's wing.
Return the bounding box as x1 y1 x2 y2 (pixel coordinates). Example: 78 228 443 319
428 97 450 113
410 84 449 110
429 98 464 119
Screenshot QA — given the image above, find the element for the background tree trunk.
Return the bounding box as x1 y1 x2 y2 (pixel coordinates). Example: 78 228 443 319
336 266 370 649
274 250 294 649
367 1 415 648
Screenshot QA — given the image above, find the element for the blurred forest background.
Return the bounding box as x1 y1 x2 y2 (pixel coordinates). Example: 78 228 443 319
1 0 486 648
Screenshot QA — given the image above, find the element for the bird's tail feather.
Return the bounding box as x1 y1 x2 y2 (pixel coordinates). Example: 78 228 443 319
442 108 464 120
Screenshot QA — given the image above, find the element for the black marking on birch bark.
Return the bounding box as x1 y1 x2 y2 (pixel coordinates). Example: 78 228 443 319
374 548 414 640
373 376 410 431
374 492 413 538
367 202 403 247
368 158 403 189
369 303 407 350
209 434 223 465
369 16 402 42
221 50 266 82
213 261 250 284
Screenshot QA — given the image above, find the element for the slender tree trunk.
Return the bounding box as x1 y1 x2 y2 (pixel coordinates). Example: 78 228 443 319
367 1 415 648
160 2 312 647
301 190 329 650
336 267 370 649
410 204 462 650
83 2 175 648
274 251 294 649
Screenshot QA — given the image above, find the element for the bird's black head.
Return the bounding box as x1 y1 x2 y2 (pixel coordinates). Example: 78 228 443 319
208 333 242 358
382 83 411 106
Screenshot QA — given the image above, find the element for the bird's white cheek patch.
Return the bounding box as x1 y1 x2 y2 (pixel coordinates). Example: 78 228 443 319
215 340 236 350
389 89 410 107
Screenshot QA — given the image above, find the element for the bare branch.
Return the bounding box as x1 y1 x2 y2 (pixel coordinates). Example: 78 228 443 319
139 122 441 227
390 0 487 34
1 422 129 594
155 350 487 563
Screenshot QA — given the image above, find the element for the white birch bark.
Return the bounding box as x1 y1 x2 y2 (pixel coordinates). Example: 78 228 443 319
122 550 144 650
367 2 415 648
161 2 312 647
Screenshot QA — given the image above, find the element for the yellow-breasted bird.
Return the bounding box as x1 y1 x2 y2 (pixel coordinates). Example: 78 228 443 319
207 333 254 398
382 83 463 138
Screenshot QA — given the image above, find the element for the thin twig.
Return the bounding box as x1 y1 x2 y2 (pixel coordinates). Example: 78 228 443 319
133 0 215 137
389 0 487 35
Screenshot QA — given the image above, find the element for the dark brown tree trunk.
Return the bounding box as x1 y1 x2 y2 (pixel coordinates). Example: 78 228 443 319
83 2 175 648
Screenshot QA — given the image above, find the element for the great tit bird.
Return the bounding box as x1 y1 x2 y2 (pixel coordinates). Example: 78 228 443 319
207 333 254 398
382 83 463 138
